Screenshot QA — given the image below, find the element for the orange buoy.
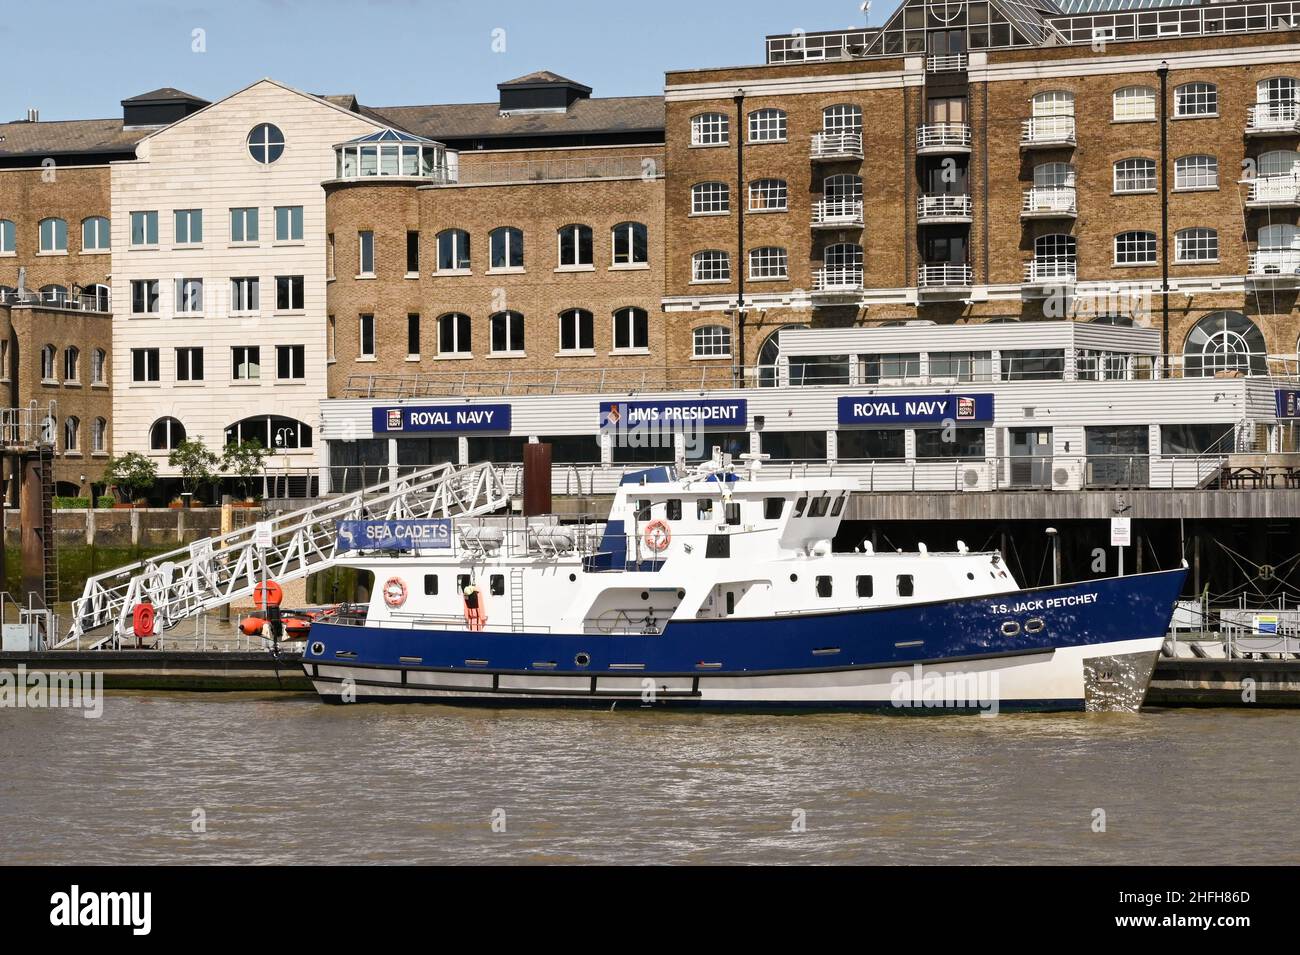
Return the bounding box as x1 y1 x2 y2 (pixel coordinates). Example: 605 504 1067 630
253 580 284 609
131 602 155 638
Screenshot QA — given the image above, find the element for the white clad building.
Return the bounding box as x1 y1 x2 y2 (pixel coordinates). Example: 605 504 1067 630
111 79 383 489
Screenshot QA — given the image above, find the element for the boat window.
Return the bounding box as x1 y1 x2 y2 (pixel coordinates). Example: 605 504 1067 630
636 499 652 519
764 497 785 520
697 498 714 520
490 574 505 596
725 591 735 615
793 496 808 517
857 575 873 597
897 574 914 597
665 499 682 520
809 496 830 518
816 575 833 598
423 574 439 596
725 502 741 525
706 534 730 558
831 495 845 517
457 574 471 593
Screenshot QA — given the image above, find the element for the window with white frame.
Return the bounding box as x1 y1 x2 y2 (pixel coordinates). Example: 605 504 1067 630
691 112 729 146
1175 227 1218 263
489 227 524 269
490 311 525 354
1174 154 1218 190
63 416 79 453
1260 77 1298 110
175 278 203 314
822 103 863 133
824 242 863 272
749 178 788 211
176 347 204 382
1032 90 1075 117
274 205 303 242
230 207 258 243
1114 230 1157 265
39 217 67 253
748 108 787 142
691 181 729 215
748 246 788 280
92 417 107 453
247 123 285 164
174 209 202 245
1113 86 1156 121
824 173 863 204
150 417 184 450
0 219 15 253
1175 82 1217 117
613 307 649 351
275 275 305 311
230 277 259 312
81 216 109 251
359 230 375 274
359 314 375 358
1259 149 1300 177
437 229 471 271
130 210 158 247
1114 157 1157 193
557 224 593 267
91 348 106 384
277 344 306 379
438 312 472 354
61 346 79 382
692 250 730 282
40 344 56 381
131 279 159 314
611 221 648 266
693 325 731 358
232 345 261 380
558 308 594 352
132 348 160 383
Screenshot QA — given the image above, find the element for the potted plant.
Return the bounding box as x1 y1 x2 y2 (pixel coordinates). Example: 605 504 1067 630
168 438 222 506
103 452 158 507
222 438 270 504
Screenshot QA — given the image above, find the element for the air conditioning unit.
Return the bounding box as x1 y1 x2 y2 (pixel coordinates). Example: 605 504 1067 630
1053 467 1071 488
962 468 981 490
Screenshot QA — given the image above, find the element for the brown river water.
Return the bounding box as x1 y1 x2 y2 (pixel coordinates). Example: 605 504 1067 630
1 695 1297 865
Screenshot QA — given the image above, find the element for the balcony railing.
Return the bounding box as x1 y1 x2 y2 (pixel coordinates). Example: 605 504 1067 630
811 199 864 227
1245 102 1300 135
812 267 865 293
766 30 875 63
915 123 971 153
917 194 973 222
1023 255 1078 284
0 289 110 312
811 132 864 161
1246 174 1300 206
917 263 973 289
445 156 661 186
1248 249 1300 277
926 53 968 72
1020 116 1077 148
1021 186 1078 217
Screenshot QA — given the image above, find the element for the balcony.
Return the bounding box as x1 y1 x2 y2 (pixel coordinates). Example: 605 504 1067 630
916 193 973 224
1245 175 1300 208
917 263 973 298
1019 116 1076 149
811 132 864 161
812 267 865 299
1021 186 1077 219
811 199 864 229
1247 249 1300 286
1023 255 1078 291
915 123 971 155
926 53 968 72
0 288 110 312
1245 103 1300 136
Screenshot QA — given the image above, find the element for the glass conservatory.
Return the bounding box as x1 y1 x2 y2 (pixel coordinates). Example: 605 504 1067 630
333 128 453 182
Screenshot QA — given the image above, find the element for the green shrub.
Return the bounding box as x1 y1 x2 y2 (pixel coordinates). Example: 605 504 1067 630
52 496 91 509
96 495 116 509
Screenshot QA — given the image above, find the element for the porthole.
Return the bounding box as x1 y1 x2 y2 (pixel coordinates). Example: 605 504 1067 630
966 572 975 580
569 573 577 582
677 589 685 599
641 591 650 601
248 123 285 164
1000 620 1021 638
574 651 591 668
789 573 798 582
310 641 325 656
1025 617 1045 634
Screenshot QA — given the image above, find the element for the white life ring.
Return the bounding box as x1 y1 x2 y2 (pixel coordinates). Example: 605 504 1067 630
383 577 408 608
643 519 672 553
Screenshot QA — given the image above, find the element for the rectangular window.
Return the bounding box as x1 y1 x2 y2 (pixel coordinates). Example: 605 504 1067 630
131 279 159 314
276 344 305 380
274 205 303 242
748 109 787 142
175 277 203 314
928 350 993 382
275 275 305 311
691 113 729 146
230 277 259 312
1113 86 1156 121
1160 423 1235 455
897 575 915 597
559 311 594 352
915 427 986 458
692 182 729 215
1174 155 1218 191
130 210 158 246
816 576 833 598
1001 349 1065 381
406 231 420 274
749 179 788 211
725 501 741 525
613 308 648 351
439 313 472 354
1174 83 1217 117
131 348 159 382
1175 229 1218 263
232 346 261 381
175 347 204 382
764 498 785 520
558 225 593 267
328 233 336 277
359 230 374 275
860 353 921 382
1114 160 1156 193
665 499 682 521
749 247 788 280
856 575 874 598
490 575 505 596
761 431 828 461
174 209 203 245
612 222 648 266
837 429 905 460
424 574 439 596
230 207 259 243
359 314 375 358
697 499 714 520
407 314 421 357
1114 231 1157 265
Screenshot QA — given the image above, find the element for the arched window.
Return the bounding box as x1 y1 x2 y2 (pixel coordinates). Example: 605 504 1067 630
1255 223 1300 273
92 417 108 454
557 224 593 267
1031 90 1074 117
39 217 67 253
40 345 56 381
84 283 110 312
691 250 730 282
1174 155 1218 190
822 104 862 134
690 112 729 146
1259 223 1299 249
1034 234 1076 260
691 182 729 215
748 178 788 211
1114 230 1157 265
558 308 594 353
489 310 524 354
748 107 787 143
1258 76 1298 109
81 216 110 251
756 324 809 387
1175 227 1219 263
1114 158 1156 193
748 246 788 280
63 346 80 381
1184 311 1267 377
437 312 471 355
1113 85 1156 121
63 416 80 453
613 307 649 351
611 221 648 266
0 218 14 253
692 325 731 359
436 229 470 272
1174 82 1217 117
824 242 863 271
489 227 523 270
41 284 68 306
91 348 107 384
824 174 863 202
1033 162 1075 189
226 416 313 449
1258 149 1300 178
1090 314 1135 327
150 417 186 451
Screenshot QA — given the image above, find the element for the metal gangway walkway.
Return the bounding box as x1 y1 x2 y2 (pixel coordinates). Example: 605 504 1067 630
60 461 510 648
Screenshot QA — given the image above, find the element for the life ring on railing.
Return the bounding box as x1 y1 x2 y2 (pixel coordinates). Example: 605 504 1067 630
132 602 155 638
643 519 672 553
253 580 284 609
383 577 408 608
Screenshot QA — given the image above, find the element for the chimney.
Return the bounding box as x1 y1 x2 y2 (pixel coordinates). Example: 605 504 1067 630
25 108 38 123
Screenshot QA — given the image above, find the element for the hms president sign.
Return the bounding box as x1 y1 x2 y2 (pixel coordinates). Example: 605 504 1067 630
837 394 994 425
373 404 512 433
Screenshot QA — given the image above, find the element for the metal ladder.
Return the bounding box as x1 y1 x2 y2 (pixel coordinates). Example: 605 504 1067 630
38 447 59 609
509 566 526 632
60 461 512 648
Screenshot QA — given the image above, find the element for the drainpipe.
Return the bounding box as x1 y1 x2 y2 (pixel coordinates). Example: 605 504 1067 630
1158 61 1170 374
734 88 747 388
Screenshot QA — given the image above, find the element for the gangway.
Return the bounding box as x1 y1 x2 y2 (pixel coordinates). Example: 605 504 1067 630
61 461 510 648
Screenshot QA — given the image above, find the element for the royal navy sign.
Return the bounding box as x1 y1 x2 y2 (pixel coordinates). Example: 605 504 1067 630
337 519 452 552
1276 389 1300 419
373 404 511 433
600 399 747 430
837 393 994 425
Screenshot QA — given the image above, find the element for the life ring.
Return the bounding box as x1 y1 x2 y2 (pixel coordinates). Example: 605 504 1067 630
643 519 672 553
383 577 408 608
253 580 284 609
131 602 155 638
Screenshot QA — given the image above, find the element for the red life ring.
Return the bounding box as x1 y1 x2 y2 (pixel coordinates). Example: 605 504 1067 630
643 519 672 553
132 602 155 637
253 580 284 609
383 577 408 608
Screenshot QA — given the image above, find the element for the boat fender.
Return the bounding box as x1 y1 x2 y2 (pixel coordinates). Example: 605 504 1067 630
643 519 672 553
383 577 408 608
253 580 284 609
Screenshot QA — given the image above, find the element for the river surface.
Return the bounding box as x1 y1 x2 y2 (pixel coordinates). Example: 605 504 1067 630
1 696 1297 865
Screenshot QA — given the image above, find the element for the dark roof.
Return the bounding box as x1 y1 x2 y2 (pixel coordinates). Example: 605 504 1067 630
498 70 592 94
120 86 209 106
0 118 148 160
367 95 665 143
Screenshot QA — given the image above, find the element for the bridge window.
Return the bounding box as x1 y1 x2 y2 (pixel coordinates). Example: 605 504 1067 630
897 575 915 597
793 496 807 517
764 497 785 520
809 496 830 518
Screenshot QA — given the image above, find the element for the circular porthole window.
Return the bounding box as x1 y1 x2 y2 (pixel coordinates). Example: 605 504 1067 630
248 123 285 164
310 641 325 656
574 652 591 668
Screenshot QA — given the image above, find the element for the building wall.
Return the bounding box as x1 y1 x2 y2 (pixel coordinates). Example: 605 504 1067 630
0 165 113 297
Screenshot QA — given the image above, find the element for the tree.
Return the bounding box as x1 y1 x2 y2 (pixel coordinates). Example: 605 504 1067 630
222 439 270 500
103 452 158 503
168 438 222 503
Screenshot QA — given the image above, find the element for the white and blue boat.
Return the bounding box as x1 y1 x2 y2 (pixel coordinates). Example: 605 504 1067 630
302 458 1185 713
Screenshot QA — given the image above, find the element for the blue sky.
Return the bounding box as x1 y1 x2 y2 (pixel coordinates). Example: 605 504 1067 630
0 0 883 121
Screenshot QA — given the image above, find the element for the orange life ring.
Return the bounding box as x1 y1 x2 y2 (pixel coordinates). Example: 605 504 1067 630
383 577 408 608
253 580 284 609
644 519 672 553
132 602 155 637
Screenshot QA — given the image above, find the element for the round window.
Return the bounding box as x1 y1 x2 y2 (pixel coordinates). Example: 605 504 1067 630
248 123 285 164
